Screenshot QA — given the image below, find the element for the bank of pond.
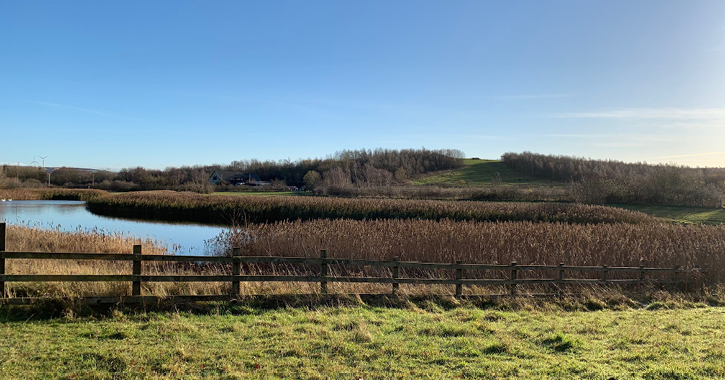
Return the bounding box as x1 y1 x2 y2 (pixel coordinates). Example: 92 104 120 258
0 200 223 255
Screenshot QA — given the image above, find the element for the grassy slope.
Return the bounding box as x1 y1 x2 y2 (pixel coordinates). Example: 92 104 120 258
1 306 723 379
413 161 725 225
414 159 562 187
614 204 725 225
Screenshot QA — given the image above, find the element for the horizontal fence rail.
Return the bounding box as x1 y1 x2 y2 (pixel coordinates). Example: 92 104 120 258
0 223 703 303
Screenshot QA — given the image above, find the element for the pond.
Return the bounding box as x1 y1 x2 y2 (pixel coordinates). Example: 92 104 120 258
0 200 225 255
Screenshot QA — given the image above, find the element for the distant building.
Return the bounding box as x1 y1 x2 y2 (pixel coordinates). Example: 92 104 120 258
209 171 263 186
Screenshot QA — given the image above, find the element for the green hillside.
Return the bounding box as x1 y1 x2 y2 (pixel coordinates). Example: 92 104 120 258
413 159 562 186
614 204 725 225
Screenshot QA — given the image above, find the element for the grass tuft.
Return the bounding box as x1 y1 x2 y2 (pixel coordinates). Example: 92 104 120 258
541 333 577 352
585 297 607 311
483 342 510 355
646 301 673 311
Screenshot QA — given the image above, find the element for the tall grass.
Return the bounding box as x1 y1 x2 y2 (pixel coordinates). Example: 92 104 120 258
1 225 376 298
0 188 107 201
86 190 657 225
321 184 571 202
209 219 725 283
4 217 723 299
3 225 242 298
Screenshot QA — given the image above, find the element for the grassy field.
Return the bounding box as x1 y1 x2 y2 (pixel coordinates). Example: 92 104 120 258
1 305 724 379
614 204 725 225
414 159 562 187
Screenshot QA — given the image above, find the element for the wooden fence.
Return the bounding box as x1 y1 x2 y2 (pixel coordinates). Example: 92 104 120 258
0 223 695 304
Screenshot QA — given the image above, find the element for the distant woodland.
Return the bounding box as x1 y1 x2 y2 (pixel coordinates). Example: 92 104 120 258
502 152 725 208
0 148 465 193
2 149 723 208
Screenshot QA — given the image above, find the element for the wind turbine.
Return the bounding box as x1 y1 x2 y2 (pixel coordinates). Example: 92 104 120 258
38 155 48 168
30 156 39 167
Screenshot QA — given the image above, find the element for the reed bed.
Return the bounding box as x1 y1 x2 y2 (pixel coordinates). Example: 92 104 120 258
5 217 723 299
3 225 238 298
209 219 725 284
0 188 107 201
323 184 571 202
86 190 657 225
1 225 385 298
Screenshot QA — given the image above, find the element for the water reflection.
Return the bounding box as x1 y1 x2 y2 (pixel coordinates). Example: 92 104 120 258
0 200 224 255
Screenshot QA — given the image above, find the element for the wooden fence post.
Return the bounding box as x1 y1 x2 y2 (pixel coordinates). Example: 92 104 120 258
509 261 517 296
700 265 709 291
320 249 328 294
0 223 5 298
602 265 609 284
671 265 680 291
638 260 645 292
558 262 565 298
231 247 241 298
455 260 462 297
132 245 142 296
391 257 399 295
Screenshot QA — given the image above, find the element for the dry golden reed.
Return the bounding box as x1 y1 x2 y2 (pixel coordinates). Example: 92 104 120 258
2 225 341 298
87 190 657 225
2 225 249 298
213 219 725 283
0 188 106 201
5 217 724 298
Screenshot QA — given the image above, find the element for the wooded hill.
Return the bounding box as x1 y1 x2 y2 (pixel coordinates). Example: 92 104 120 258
1 148 465 193
502 152 725 208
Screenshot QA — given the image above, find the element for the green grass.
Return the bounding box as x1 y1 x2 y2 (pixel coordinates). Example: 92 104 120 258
613 204 725 225
2 305 724 379
413 159 562 187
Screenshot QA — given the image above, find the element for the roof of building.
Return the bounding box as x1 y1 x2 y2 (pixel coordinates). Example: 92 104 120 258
210 171 261 182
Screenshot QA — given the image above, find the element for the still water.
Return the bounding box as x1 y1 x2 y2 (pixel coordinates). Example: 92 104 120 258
0 200 225 255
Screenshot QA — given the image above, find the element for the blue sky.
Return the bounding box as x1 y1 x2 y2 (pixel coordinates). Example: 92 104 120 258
2 1 724 169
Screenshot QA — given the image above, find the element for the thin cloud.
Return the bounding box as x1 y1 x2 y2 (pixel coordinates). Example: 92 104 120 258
544 134 612 138
33 101 110 117
593 142 650 148
32 101 150 123
491 94 570 100
413 133 515 142
653 152 725 159
164 90 425 114
552 108 725 120
542 133 681 143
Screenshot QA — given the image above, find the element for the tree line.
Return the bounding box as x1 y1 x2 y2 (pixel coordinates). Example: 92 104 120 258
0 148 465 193
501 152 725 208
